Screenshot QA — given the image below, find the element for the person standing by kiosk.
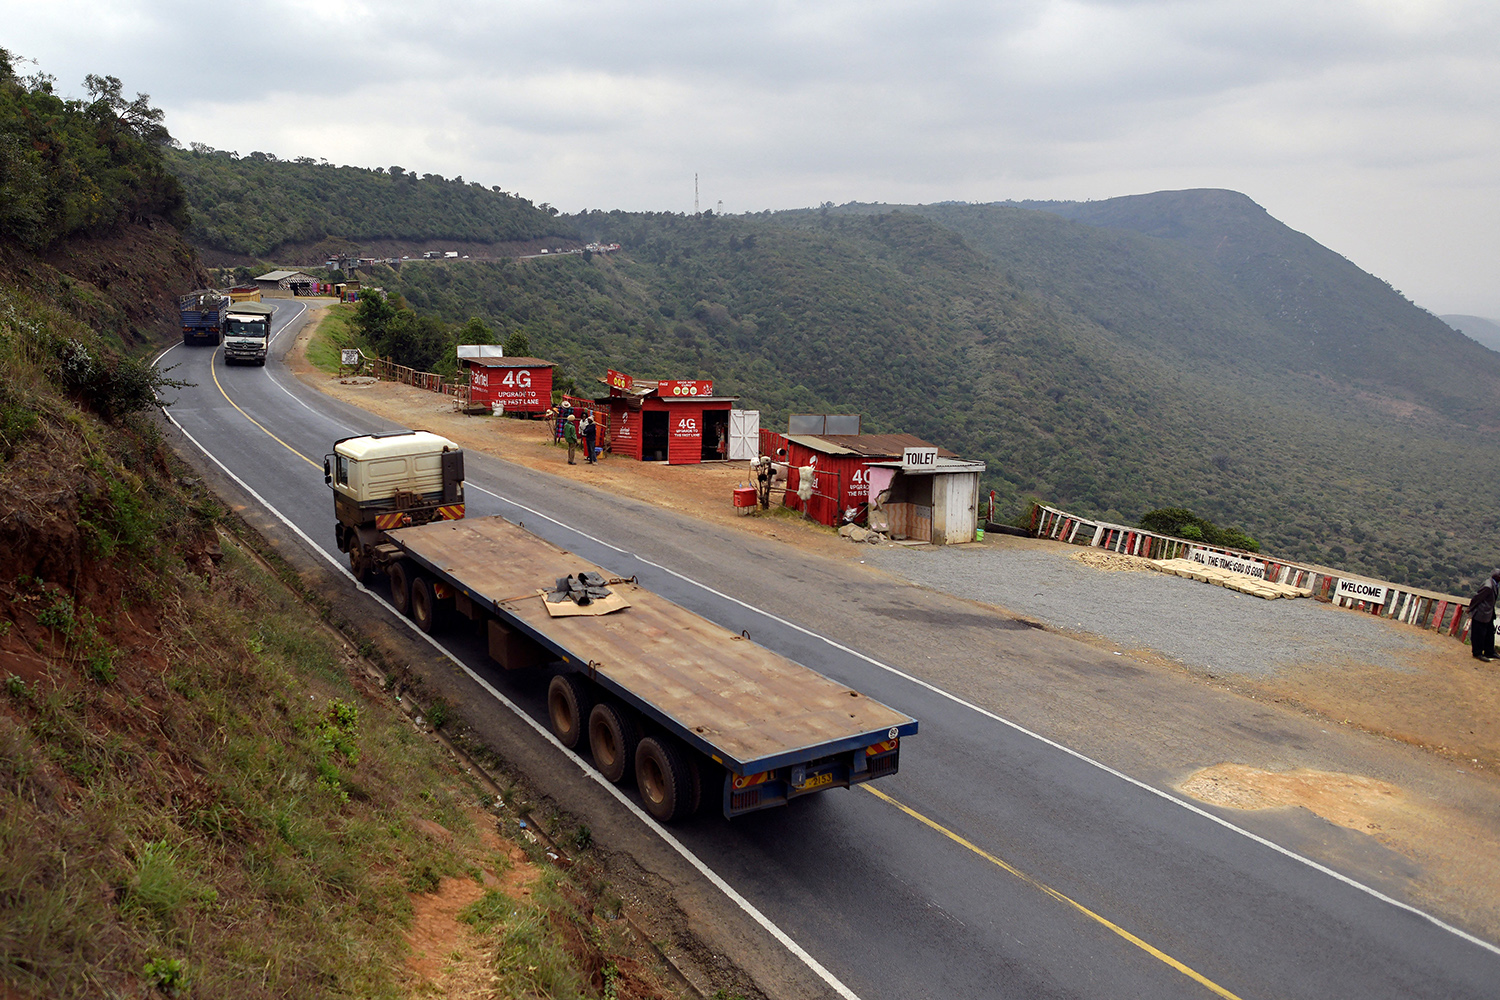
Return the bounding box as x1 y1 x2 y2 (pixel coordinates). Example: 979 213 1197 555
1470 570 1500 661
581 414 598 464
563 414 579 465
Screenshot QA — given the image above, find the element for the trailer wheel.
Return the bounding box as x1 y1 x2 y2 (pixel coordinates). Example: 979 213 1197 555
547 674 592 750
410 575 444 634
388 561 413 616
588 703 639 784
635 736 693 823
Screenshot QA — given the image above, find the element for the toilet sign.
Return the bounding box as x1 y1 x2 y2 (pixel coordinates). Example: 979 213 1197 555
902 447 938 470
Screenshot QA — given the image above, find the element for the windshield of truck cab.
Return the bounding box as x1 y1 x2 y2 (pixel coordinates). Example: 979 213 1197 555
225 318 268 336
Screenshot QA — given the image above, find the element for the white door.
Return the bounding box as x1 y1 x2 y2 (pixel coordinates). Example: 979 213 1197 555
941 473 980 544
729 409 759 460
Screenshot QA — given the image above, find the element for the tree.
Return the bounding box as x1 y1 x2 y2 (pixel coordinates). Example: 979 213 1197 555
351 289 397 344
503 330 532 357
458 316 496 345
84 73 171 145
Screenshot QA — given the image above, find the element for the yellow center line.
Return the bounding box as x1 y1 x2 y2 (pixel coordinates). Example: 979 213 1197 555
862 785 1246 1000
210 349 321 469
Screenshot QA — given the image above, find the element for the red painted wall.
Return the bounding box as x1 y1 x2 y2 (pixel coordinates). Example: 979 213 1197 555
667 406 702 464
467 364 552 412
606 402 642 459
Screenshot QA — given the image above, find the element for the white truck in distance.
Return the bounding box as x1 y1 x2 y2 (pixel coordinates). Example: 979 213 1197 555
223 302 274 366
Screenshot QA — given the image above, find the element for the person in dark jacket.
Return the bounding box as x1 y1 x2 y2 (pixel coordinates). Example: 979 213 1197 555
1469 570 1500 661
581 414 597 463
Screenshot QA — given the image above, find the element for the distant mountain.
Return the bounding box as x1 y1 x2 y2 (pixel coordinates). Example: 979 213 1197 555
162 161 1500 593
910 191 1500 427
1443 314 1500 354
164 149 576 262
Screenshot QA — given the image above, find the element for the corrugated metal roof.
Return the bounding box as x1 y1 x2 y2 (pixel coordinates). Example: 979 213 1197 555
787 433 956 459
254 270 309 282
464 356 556 368
867 457 987 474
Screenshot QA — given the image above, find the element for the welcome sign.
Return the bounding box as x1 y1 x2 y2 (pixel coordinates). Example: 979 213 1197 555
1335 578 1389 604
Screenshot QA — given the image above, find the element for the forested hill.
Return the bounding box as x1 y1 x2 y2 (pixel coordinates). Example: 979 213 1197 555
165 149 577 262
1444 314 1500 354
886 191 1500 428
355 206 1500 594
160 150 1500 592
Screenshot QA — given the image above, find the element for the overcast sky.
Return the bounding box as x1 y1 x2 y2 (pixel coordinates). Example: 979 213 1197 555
6 0 1498 315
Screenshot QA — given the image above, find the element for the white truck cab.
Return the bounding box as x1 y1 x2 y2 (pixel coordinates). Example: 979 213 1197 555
223 302 274 366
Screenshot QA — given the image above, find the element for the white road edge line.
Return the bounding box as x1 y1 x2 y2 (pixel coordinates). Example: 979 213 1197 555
263 303 360 427
467 483 1500 959
154 337 1497 963
150 390 862 1000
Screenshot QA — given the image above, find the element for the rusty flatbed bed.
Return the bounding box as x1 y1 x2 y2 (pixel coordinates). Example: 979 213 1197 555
388 515 917 772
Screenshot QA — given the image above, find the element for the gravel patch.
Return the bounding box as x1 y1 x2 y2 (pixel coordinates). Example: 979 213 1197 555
868 541 1445 677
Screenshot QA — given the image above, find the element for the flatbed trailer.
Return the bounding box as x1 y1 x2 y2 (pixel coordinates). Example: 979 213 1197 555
179 289 228 346
383 515 917 820
327 430 916 821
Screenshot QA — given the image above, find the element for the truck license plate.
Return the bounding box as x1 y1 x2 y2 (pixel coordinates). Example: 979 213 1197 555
799 771 833 790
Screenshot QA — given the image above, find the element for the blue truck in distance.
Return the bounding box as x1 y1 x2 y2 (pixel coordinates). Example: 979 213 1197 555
179 290 229 346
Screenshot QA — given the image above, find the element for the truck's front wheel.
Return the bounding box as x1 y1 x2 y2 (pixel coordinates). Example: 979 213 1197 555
348 543 373 583
547 674 592 750
388 561 413 616
635 736 693 823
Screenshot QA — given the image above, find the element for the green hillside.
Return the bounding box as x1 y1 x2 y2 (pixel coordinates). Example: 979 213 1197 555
349 208 1500 594
160 149 1500 594
164 148 576 258
1444 314 1500 354
1013 190 1500 425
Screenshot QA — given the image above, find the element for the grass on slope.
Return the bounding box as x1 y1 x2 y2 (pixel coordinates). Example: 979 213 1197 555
0 284 678 1000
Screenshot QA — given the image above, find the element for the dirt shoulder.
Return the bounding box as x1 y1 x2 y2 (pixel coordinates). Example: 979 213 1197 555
286 305 1498 777
283 306 1500 945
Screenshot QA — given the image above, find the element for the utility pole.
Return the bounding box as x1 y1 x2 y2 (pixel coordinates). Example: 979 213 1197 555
694 173 699 215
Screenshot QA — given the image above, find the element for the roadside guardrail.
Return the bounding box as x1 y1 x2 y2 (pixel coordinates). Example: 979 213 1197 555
1026 502 1477 645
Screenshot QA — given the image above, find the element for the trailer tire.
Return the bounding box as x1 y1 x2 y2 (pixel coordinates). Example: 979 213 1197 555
635 736 692 823
588 703 639 784
547 674 592 750
410 575 444 634
388 561 413 616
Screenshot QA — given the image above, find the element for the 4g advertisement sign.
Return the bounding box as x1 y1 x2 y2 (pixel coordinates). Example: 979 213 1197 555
473 367 547 409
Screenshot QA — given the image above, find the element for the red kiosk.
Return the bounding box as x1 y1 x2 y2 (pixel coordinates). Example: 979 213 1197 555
595 369 738 464
459 351 556 415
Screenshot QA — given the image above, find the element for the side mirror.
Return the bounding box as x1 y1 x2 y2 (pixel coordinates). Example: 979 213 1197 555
323 457 332 484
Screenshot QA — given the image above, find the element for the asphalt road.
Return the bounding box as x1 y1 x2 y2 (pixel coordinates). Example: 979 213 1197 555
155 300 1500 1000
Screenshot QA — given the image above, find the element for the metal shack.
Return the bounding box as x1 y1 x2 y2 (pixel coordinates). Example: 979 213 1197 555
866 452 987 545
458 346 555 415
774 432 957 528
596 371 738 464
